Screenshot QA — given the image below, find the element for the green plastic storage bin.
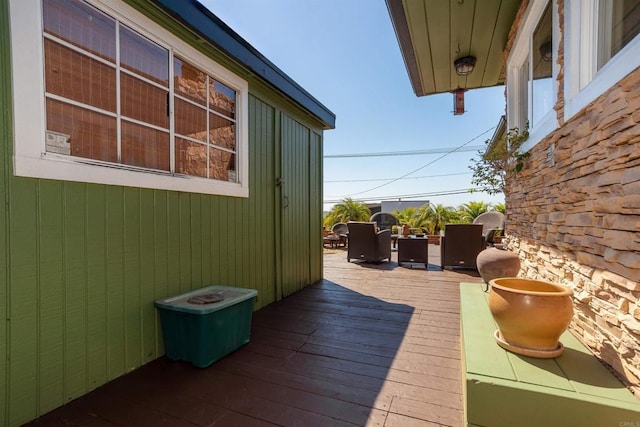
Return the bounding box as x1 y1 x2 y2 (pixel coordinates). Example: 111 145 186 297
155 285 257 368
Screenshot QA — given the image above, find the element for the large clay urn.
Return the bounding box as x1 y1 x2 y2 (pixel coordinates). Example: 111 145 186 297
476 246 521 283
488 277 574 358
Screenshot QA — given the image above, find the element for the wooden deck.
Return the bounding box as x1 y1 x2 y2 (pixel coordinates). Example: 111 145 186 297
28 247 482 426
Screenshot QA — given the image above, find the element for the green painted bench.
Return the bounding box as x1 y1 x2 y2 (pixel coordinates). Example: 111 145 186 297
460 282 640 427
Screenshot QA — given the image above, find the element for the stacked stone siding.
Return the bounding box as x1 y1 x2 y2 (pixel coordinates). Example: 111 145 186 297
504 0 640 394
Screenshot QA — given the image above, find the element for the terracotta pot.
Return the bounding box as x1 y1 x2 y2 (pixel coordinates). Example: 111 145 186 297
476 247 521 283
401 224 410 236
488 277 574 358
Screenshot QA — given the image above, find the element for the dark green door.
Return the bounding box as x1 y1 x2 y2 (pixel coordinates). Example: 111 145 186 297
280 115 311 297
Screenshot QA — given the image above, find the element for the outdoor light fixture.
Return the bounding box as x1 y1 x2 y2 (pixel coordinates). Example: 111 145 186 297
454 56 476 75
540 41 553 62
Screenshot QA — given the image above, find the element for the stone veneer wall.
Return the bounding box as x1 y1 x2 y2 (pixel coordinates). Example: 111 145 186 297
504 0 640 395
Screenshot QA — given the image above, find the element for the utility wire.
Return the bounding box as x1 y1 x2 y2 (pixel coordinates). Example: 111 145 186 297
324 188 479 204
344 126 496 197
324 145 485 158
324 171 470 183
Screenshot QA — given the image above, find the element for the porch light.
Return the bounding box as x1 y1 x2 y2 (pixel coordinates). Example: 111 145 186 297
454 56 476 76
539 41 553 62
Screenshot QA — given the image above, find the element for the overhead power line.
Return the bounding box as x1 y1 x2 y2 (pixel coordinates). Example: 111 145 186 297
324 145 485 158
324 171 471 183
324 188 480 204
345 126 496 197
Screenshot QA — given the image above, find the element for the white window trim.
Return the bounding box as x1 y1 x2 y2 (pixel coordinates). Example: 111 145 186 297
9 0 249 198
507 0 560 152
564 0 640 122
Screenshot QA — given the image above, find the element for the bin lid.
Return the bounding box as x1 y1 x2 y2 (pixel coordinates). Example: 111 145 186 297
155 285 257 315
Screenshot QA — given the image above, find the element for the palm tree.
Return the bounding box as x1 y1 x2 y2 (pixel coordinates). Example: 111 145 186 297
412 203 458 234
327 198 370 224
393 207 419 227
493 203 506 214
429 203 458 233
457 201 491 222
414 204 435 233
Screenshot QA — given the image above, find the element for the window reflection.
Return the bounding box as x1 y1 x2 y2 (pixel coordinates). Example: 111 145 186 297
42 0 238 183
175 58 237 181
175 138 208 178
119 26 169 86
174 57 207 105
210 80 236 119
46 98 117 162
599 0 640 70
209 114 235 151
529 1 553 127
44 39 116 112
121 122 170 171
43 0 116 62
120 73 169 128
209 148 235 181
175 99 207 142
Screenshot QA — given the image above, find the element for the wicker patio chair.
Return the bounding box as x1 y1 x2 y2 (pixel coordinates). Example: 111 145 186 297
473 211 505 246
440 223 485 270
346 221 391 263
369 212 399 231
331 222 349 247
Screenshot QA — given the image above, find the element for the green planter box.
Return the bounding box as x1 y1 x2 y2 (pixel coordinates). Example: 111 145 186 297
155 285 258 368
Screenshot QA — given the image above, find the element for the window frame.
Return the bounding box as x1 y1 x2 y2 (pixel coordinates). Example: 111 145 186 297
10 0 249 197
506 0 559 152
564 0 640 122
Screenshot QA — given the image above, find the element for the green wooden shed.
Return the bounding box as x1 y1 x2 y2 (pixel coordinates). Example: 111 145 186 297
0 0 335 424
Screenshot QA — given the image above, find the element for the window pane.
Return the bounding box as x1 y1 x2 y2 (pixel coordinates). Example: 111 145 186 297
43 0 116 62
530 1 553 127
600 0 640 69
45 39 116 112
209 114 236 151
174 58 207 105
175 99 207 142
121 121 170 171
210 80 236 119
175 138 207 178
46 98 117 161
209 148 235 181
121 74 169 129
119 26 169 86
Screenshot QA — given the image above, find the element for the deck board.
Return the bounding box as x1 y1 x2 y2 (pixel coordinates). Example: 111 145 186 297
27 246 482 426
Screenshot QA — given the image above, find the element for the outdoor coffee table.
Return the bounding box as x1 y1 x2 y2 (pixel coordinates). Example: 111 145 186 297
397 236 428 267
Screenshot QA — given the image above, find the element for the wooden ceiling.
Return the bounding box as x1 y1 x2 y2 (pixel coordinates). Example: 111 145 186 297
387 0 522 96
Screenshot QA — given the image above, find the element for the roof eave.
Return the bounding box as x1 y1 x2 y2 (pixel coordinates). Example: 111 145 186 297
153 0 336 129
386 0 519 98
385 0 425 97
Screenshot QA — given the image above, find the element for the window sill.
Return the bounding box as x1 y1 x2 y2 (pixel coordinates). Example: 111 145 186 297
14 154 249 198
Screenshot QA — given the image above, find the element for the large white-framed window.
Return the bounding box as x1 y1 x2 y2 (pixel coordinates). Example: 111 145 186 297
10 0 249 197
565 0 640 121
507 0 559 152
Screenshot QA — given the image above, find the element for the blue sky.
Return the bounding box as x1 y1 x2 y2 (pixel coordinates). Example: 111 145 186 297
204 0 507 211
